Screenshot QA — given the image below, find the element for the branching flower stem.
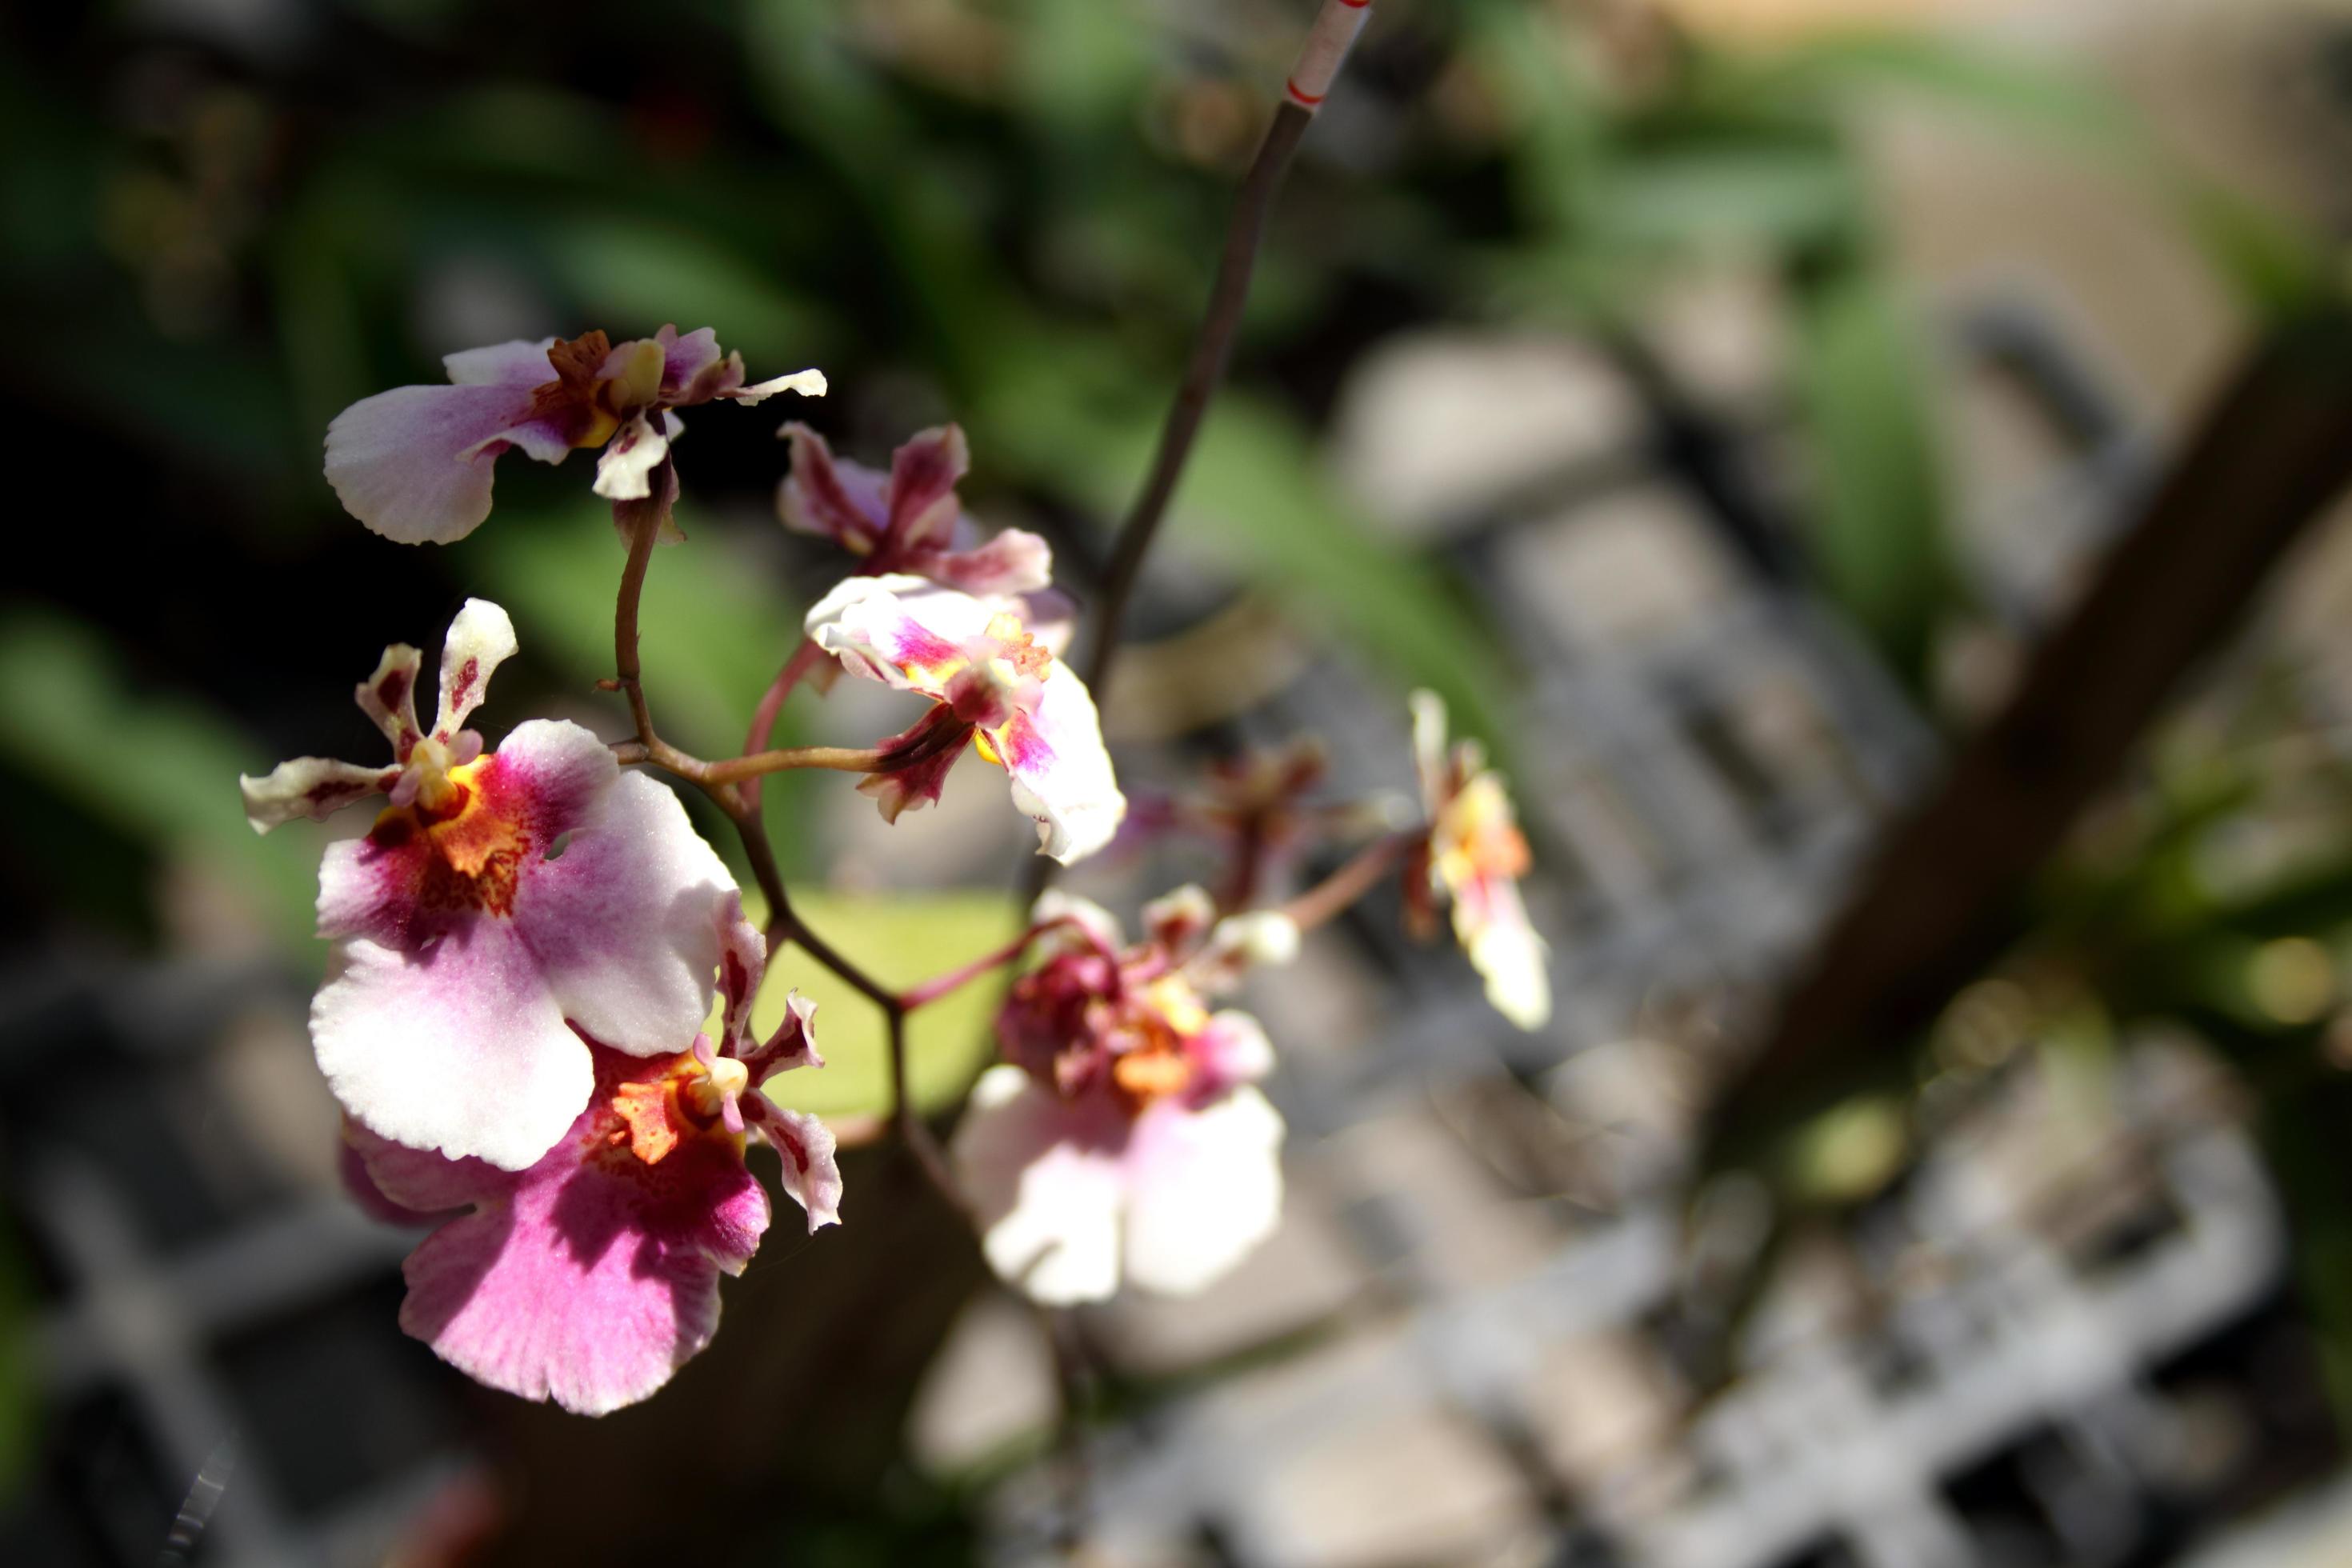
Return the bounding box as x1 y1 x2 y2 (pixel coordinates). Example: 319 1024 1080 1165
898 918 1090 1012
1280 830 1415 933
741 637 830 809
610 503 966 1214
1078 0 1371 697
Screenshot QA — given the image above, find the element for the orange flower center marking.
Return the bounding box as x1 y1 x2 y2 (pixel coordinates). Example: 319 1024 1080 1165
370 757 530 916
524 329 669 451
604 1051 746 1167
1106 976 1208 1110
1436 774 1530 888
982 613 1052 680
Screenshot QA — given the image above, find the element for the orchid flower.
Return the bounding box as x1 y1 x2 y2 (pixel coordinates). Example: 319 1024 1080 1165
1409 690 1550 1030
325 325 824 545
239 599 738 1170
806 575 1125 865
345 898 840 1416
781 422 1055 598
952 887 1294 1305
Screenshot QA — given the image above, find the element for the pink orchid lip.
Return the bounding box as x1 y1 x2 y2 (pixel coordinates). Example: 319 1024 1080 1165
342 896 841 1414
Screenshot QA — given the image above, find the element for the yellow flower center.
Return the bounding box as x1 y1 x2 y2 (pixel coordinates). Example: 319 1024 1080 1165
607 1051 746 1167
1434 774 1530 890
369 755 530 915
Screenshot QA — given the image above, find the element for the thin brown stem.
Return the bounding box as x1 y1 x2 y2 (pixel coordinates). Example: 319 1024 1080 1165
720 789 964 1212
1078 98 1316 698
1281 830 1415 934
742 637 829 810
899 918 1077 1012
608 501 968 1216
698 744 894 784
613 504 661 742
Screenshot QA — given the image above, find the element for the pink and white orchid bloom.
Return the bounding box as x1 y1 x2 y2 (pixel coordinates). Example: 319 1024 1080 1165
1409 690 1550 1030
239 599 738 1170
806 575 1125 864
346 898 840 1416
325 325 824 545
953 888 1292 1305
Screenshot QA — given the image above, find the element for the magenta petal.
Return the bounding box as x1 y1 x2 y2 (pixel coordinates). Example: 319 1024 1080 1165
313 718 618 950
905 527 1054 596
658 325 725 394
340 1134 462 1226
325 382 554 544
389 1069 770 1416
778 424 886 551
398 1170 756 1416
882 424 970 551
345 1118 511 1215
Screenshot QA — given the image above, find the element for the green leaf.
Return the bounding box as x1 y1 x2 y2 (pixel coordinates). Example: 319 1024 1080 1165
1755 32 2142 148
1755 32 2337 320
466 505 799 750
749 891 1024 1119
1588 142 1862 252
543 216 830 367
464 504 832 874
0 610 319 945
1791 269 1950 683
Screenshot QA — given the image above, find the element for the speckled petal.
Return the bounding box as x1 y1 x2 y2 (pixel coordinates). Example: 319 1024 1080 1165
744 1097 843 1231
355 644 426 758
433 599 517 742
239 756 399 833
805 574 994 699
592 410 670 502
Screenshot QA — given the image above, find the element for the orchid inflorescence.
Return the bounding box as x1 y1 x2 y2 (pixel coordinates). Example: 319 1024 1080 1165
239 317 1550 1416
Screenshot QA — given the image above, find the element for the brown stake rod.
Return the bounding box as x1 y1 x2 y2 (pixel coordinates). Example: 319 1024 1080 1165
1707 318 2352 1164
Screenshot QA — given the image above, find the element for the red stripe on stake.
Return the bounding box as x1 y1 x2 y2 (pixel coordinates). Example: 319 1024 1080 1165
1287 0 1370 114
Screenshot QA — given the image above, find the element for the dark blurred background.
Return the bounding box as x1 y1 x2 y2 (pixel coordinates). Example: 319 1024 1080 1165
10 0 2352 1563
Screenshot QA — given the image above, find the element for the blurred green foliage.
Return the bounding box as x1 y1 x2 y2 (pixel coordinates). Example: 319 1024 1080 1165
750 890 1022 1119
9 0 2320 950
